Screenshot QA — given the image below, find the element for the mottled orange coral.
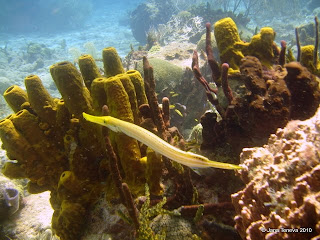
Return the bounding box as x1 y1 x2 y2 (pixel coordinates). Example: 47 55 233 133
232 106 320 240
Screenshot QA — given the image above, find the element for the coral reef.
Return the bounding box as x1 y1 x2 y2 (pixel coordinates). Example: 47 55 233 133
232 106 320 240
195 19 320 156
3 13 320 239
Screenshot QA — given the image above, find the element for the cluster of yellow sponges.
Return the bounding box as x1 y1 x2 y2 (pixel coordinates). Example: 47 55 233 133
214 17 320 75
0 47 162 240
214 17 277 72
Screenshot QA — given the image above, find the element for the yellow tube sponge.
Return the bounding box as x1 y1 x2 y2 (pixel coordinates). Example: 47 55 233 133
24 74 56 126
78 54 102 89
126 70 148 107
104 76 145 193
50 61 93 118
0 118 40 165
3 85 29 113
55 100 70 133
58 171 86 197
90 77 108 115
116 73 140 125
102 47 125 77
11 109 67 187
50 61 107 175
214 17 244 71
0 117 50 187
104 76 133 121
1 162 26 179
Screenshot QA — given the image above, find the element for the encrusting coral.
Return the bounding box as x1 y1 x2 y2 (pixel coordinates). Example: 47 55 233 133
232 105 320 240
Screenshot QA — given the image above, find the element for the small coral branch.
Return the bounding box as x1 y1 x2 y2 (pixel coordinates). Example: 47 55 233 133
314 16 319 67
102 105 140 231
221 63 234 105
101 105 126 205
122 183 140 230
205 22 221 82
192 50 218 94
162 97 170 128
143 56 167 141
279 40 287 66
192 50 226 117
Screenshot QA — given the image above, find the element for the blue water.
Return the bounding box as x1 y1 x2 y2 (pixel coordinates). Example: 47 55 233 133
0 0 144 33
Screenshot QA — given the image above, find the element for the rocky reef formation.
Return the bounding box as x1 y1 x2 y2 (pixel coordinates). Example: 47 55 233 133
232 105 320 240
196 18 320 156
130 0 176 44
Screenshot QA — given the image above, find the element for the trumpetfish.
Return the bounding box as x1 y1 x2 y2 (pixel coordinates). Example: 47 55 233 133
83 113 243 170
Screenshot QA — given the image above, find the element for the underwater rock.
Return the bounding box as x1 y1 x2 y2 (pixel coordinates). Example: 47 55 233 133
232 106 320 240
129 0 176 44
24 43 52 64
